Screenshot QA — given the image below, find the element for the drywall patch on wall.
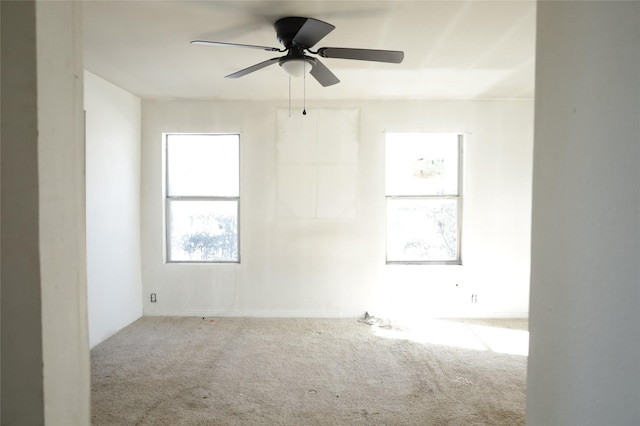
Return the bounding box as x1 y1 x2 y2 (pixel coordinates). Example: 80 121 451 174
276 108 359 219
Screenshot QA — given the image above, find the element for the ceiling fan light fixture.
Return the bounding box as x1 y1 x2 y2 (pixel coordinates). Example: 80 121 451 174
279 57 315 78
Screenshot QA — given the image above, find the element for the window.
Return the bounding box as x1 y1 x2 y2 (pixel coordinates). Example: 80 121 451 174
385 133 462 264
165 133 239 262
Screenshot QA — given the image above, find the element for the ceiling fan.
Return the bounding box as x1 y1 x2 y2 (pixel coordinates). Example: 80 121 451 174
191 16 404 87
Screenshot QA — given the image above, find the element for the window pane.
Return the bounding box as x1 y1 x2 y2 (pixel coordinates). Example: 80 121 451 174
167 134 239 197
386 198 458 262
168 200 238 262
385 133 459 196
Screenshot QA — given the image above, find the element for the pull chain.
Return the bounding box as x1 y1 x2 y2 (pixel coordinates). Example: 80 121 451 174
302 62 307 115
288 75 291 117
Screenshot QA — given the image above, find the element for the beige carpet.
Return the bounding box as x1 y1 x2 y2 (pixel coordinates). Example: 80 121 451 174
91 317 527 425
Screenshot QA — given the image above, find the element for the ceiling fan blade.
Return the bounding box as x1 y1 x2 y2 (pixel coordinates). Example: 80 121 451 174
317 47 404 64
191 40 281 52
292 18 335 48
225 57 281 79
309 58 340 87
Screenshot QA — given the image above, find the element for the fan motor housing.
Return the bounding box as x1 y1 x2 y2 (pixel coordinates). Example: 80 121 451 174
274 17 308 48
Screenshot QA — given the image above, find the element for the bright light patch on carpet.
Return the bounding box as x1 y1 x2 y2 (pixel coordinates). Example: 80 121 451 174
467 324 529 356
372 319 529 356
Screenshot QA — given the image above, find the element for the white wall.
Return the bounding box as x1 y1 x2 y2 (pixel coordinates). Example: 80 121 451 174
527 2 640 424
2 1 91 423
2 1 47 422
36 2 91 423
85 71 142 348
141 100 533 320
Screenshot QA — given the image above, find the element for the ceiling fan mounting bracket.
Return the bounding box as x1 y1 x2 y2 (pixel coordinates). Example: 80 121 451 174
286 44 308 58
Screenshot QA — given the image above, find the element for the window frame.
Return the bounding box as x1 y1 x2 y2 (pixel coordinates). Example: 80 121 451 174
164 133 241 264
385 133 464 265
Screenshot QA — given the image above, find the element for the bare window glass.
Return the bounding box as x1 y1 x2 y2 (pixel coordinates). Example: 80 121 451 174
165 134 239 262
385 133 462 264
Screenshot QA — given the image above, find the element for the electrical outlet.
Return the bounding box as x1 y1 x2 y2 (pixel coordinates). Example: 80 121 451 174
150 293 157 303
471 294 477 303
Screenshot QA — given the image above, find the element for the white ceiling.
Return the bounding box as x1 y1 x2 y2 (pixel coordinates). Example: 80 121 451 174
82 0 536 101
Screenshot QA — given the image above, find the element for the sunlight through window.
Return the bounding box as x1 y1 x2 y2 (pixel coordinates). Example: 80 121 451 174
372 319 529 356
165 133 240 262
385 133 463 264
